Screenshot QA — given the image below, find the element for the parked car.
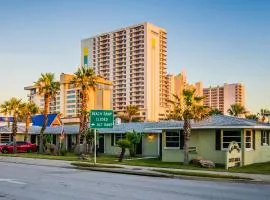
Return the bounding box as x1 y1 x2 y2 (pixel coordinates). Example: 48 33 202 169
0 141 37 154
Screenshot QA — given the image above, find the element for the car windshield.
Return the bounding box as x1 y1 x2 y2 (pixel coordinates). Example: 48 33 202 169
6 142 14 145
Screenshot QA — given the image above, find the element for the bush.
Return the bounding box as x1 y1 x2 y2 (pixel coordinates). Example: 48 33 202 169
60 149 68 156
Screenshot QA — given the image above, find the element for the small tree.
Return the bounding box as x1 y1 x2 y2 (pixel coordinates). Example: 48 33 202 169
21 102 40 142
259 109 270 122
209 108 223 116
245 114 258 121
126 130 143 157
117 139 131 162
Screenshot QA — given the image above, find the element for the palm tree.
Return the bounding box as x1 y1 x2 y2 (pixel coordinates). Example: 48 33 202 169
125 105 140 122
0 101 11 127
2 98 25 153
35 73 60 153
227 104 246 117
71 66 98 150
167 94 183 120
22 102 40 142
259 109 270 122
209 108 223 116
245 114 258 121
168 88 210 165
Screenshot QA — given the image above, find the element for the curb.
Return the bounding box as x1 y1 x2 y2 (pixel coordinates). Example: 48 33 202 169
74 166 174 178
72 166 270 184
1 157 270 185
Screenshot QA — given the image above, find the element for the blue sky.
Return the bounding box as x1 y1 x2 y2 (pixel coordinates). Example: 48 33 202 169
0 0 269 112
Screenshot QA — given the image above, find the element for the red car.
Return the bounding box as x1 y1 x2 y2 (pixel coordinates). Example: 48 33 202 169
0 141 37 154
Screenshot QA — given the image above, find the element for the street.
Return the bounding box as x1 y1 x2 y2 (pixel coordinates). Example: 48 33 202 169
0 162 269 200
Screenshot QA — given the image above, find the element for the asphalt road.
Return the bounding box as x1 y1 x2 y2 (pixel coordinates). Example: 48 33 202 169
0 162 269 200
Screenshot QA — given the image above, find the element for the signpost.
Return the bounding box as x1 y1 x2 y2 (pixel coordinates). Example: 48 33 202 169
90 110 114 164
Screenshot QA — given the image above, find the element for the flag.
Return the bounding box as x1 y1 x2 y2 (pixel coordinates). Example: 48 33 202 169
60 125 65 140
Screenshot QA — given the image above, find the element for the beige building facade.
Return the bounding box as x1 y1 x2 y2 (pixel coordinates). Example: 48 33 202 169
203 83 245 114
24 73 113 119
81 22 168 121
167 70 203 109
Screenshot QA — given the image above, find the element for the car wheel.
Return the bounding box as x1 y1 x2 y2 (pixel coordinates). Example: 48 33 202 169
2 149 8 154
27 149 33 153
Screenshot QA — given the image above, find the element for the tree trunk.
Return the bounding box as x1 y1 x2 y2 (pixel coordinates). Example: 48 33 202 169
119 148 126 162
12 116 18 154
183 118 191 165
76 90 88 154
40 96 50 153
24 116 30 142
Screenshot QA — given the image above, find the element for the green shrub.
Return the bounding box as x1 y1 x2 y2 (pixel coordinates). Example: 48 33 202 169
60 149 68 156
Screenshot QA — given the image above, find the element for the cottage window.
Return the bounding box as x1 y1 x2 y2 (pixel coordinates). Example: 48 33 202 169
222 131 241 150
111 133 126 146
245 131 252 149
261 131 270 145
165 131 180 148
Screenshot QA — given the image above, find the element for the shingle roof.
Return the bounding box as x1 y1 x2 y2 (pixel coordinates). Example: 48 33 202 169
0 125 30 133
97 122 161 134
145 115 270 130
2 115 269 135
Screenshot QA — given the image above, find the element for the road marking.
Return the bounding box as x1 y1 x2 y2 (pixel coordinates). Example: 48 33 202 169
0 178 26 185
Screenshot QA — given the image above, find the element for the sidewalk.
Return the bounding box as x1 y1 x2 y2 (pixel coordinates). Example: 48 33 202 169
1 156 270 183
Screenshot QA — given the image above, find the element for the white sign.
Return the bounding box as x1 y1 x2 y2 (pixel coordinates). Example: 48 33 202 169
226 141 242 170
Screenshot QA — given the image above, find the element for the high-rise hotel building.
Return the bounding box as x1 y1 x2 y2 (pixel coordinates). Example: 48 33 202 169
81 22 168 121
25 73 113 120
203 83 245 114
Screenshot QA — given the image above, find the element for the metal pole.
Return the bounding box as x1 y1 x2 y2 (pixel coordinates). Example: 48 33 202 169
94 129 96 165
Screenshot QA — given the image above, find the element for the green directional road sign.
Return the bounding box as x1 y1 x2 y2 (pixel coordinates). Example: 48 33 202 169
90 110 114 128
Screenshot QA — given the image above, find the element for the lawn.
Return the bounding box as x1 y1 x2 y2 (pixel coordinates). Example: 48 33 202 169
2 153 270 175
0 153 225 171
229 162 270 175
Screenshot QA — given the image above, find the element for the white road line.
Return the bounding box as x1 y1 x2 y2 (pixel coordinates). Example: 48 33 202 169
0 178 26 185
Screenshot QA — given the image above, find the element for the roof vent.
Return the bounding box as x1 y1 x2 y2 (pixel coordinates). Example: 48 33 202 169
115 117 121 125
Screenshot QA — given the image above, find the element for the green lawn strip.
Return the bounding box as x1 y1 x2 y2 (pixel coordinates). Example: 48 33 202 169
229 162 270 175
0 153 81 162
71 162 123 168
152 169 251 180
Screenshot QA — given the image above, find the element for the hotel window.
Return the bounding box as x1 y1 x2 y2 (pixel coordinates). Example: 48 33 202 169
67 95 76 99
261 131 270 145
245 130 252 149
67 100 76 103
222 131 241 149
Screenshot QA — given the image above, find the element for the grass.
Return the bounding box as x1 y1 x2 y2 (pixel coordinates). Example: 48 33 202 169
0 153 225 171
229 162 270 175
0 152 81 162
152 169 250 180
2 153 270 175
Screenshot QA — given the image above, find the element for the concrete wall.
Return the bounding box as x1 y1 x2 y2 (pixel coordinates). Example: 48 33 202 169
103 133 159 157
243 129 270 165
142 134 159 157
162 129 270 166
162 130 225 163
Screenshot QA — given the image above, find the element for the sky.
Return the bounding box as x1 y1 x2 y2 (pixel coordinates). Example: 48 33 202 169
0 0 269 113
